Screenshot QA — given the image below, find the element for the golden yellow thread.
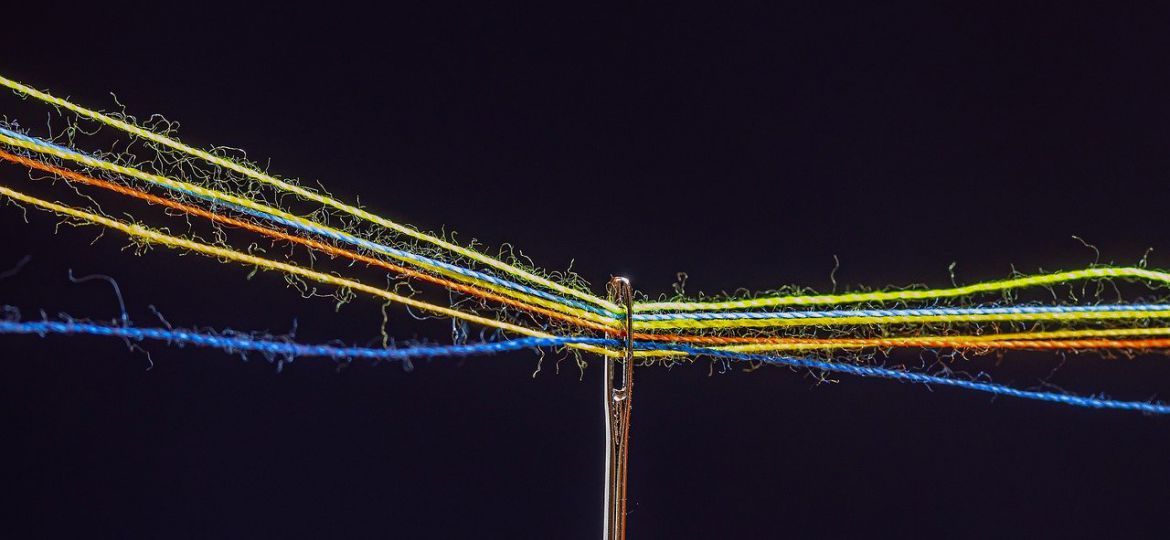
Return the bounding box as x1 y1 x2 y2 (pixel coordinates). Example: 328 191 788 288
923 327 1170 341
0 74 618 312
713 327 1170 353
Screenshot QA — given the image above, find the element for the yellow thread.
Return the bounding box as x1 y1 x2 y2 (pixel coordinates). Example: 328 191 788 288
0 74 618 312
0 183 643 357
634 310 1170 330
0 132 619 328
634 267 1170 312
713 327 1170 353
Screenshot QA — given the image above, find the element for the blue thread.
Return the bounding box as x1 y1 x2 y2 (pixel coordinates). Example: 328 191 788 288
646 342 1170 415
0 127 621 318
0 320 612 359
2 319 1167 414
632 304 1170 321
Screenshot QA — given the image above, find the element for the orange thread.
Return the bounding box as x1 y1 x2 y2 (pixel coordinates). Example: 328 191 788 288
0 149 617 333
899 338 1170 350
637 335 1170 350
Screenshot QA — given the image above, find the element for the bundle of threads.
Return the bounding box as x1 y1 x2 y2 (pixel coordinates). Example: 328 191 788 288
2 73 1170 414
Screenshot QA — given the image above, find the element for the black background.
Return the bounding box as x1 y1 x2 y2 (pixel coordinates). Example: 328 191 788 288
2 3 1170 538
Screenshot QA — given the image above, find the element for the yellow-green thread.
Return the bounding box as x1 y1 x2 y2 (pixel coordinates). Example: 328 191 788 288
0 74 618 313
635 267 1170 312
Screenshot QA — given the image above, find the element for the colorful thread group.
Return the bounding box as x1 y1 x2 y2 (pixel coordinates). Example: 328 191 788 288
3 73 1169 414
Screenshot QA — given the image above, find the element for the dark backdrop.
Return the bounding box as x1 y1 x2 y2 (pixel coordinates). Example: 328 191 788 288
2 3 1169 538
